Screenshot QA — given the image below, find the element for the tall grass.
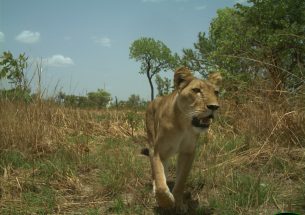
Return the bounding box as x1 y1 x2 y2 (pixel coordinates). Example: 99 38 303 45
0 79 304 214
0 98 148 214
189 80 305 214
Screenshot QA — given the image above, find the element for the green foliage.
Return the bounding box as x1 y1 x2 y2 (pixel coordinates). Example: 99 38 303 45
87 89 112 108
126 94 140 107
113 94 147 110
125 111 142 137
126 94 146 109
130 37 178 100
181 32 216 76
0 88 32 102
129 37 177 74
184 0 305 90
56 89 112 108
0 51 32 101
155 74 172 96
234 0 305 89
0 51 28 88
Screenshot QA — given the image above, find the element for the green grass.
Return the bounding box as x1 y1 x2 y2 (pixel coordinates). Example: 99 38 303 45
32 146 81 181
1 207 20 215
97 138 146 196
1 135 303 214
0 103 304 214
106 196 146 214
86 207 101 215
208 172 275 215
66 133 91 145
296 185 305 212
0 150 31 169
0 185 56 214
22 186 56 214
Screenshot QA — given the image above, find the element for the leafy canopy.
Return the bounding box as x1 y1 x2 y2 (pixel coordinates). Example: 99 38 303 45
183 0 305 90
130 37 178 100
130 37 177 76
0 51 28 89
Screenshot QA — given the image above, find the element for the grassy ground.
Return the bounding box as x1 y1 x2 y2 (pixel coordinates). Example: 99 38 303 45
0 92 304 214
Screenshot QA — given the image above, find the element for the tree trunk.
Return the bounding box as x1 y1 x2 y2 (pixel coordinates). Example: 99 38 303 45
147 70 154 101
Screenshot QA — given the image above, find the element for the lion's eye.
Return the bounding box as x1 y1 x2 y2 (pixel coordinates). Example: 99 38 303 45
192 88 201 93
215 90 219 96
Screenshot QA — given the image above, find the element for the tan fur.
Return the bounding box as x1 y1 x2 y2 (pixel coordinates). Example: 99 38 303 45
145 67 222 211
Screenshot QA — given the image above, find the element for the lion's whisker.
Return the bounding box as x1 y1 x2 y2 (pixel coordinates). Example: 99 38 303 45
184 110 205 119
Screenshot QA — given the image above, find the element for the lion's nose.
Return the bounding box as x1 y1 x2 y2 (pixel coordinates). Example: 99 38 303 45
207 104 219 111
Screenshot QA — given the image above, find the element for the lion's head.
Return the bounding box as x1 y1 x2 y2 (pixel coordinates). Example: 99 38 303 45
174 67 222 131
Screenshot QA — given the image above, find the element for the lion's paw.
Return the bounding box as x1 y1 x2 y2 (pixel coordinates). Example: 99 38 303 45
155 189 175 208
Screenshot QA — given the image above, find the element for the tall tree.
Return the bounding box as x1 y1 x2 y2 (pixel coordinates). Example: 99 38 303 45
126 94 141 107
87 89 112 108
235 0 305 89
155 74 171 96
181 32 216 76
129 37 177 100
183 0 305 90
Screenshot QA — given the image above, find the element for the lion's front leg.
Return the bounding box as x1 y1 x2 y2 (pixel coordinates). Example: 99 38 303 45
150 153 175 208
172 150 195 212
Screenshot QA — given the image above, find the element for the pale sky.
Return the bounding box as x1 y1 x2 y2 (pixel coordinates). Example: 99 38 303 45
0 0 243 100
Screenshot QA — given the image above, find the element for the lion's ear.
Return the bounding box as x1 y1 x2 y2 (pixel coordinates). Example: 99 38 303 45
174 67 194 90
208 72 222 88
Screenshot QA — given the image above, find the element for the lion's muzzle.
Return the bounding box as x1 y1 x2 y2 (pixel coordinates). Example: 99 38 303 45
191 114 213 128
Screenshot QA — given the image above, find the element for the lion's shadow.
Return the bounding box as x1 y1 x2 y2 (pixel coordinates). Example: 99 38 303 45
153 181 214 215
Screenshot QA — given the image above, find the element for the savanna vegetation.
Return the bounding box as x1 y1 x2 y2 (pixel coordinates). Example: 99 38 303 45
1 0 305 214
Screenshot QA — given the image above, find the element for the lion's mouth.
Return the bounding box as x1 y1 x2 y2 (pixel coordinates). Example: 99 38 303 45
192 115 213 128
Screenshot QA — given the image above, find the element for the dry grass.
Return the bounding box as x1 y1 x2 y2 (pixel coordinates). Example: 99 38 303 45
0 86 304 214
0 100 148 214
193 85 305 214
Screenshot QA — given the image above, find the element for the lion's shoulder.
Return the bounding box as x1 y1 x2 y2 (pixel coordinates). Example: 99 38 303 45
148 93 177 113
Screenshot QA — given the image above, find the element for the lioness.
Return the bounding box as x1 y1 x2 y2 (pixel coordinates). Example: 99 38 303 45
144 67 222 211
